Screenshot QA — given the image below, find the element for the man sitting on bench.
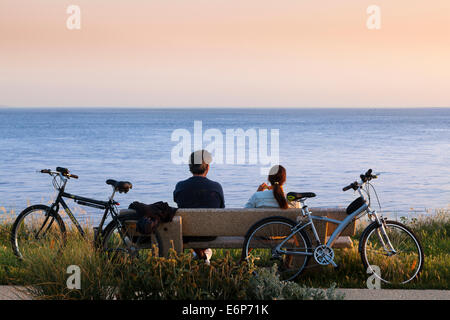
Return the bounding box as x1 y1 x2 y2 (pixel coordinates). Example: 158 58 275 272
173 149 225 264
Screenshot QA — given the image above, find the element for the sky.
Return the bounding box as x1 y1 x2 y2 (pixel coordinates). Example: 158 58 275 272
0 0 449 108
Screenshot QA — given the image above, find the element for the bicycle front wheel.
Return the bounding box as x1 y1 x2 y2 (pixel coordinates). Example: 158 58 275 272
10 205 66 259
102 220 163 261
360 220 424 284
242 217 311 281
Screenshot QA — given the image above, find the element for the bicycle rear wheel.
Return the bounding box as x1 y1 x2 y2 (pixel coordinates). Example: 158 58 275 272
360 220 424 284
242 216 311 281
102 220 163 261
10 205 66 259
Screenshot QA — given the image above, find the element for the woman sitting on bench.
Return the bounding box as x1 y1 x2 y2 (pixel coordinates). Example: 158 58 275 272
245 165 298 209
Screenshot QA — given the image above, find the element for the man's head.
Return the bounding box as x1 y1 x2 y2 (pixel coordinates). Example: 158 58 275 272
189 149 212 176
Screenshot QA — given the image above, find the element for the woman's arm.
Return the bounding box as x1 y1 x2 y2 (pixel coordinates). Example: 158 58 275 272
257 183 270 191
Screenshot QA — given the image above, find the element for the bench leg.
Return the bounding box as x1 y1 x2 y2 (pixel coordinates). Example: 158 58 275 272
158 216 183 257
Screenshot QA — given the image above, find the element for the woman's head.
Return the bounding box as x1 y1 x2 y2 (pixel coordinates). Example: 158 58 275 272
268 165 288 209
268 165 286 186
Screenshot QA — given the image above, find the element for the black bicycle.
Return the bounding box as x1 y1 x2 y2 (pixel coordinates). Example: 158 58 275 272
10 167 162 259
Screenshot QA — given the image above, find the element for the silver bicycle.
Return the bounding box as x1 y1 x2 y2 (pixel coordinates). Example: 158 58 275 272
242 169 424 284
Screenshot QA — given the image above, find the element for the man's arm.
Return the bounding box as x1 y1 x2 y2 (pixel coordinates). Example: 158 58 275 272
216 183 225 208
173 182 181 206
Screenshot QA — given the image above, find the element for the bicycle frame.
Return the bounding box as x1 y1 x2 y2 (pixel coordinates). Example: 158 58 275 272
275 184 388 256
46 173 121 239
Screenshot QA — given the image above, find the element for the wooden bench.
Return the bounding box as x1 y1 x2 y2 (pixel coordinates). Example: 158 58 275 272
120 208 355 258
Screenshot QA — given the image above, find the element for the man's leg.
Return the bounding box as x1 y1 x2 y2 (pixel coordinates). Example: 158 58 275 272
194 248 207 259
193 248 212 264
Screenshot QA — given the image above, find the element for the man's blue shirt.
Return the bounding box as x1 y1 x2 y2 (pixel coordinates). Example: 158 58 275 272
173 176 225 209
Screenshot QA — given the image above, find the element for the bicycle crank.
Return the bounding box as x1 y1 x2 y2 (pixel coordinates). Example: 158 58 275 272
313 245 337 267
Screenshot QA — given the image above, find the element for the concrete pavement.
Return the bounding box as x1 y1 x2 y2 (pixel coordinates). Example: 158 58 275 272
336 288 450 300
0 286 32 300
0 285 448 300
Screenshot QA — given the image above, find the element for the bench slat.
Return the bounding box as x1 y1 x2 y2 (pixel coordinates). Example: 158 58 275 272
176 208 330 239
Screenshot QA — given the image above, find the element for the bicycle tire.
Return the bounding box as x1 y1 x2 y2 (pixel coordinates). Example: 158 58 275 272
101 220 163 260
359 220 424 284
10 204 66 259
242 216 311 281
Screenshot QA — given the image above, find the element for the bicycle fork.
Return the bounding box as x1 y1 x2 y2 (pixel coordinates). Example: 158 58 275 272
370 211 397 256
34 204 61 240
35 214 54 239
114 218 138 254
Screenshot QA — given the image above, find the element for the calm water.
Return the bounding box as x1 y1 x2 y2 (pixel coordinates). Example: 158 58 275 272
0 108 449 223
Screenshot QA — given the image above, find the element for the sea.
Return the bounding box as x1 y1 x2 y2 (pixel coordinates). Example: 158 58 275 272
0 108 448 224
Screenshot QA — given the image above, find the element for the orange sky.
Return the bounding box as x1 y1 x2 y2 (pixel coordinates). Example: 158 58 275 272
0 0 449 107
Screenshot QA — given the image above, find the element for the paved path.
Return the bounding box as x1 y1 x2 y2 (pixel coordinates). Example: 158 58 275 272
0 286 32 300
336 288 450 300
0 286 448 300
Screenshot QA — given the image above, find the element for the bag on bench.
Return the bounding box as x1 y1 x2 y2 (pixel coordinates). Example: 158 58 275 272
128 201 178 235
136 216 159 235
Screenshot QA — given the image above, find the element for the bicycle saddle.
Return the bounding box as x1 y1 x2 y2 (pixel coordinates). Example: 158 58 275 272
106 179 133 193
287 192 316 201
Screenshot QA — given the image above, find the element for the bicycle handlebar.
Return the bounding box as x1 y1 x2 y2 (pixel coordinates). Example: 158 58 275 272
343 169 378 192
40 168 78 179
343 182 358 191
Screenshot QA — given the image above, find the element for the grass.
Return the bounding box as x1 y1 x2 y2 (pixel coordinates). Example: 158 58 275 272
0 206 343 300
0 228 342 300
0 206 448 299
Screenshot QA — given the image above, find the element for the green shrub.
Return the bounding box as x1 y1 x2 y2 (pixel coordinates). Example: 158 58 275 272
247 264 344 300
15 236 344 300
